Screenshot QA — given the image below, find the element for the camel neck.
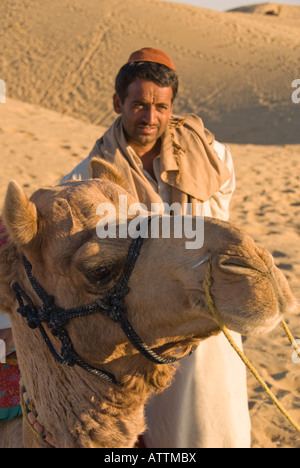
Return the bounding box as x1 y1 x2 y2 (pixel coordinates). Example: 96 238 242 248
15 324 150 448
20 364 148 447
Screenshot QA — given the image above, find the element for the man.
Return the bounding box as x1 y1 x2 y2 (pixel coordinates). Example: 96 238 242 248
61 48 251 448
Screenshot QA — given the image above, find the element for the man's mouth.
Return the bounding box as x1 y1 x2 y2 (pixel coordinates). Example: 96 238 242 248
137 124 158 134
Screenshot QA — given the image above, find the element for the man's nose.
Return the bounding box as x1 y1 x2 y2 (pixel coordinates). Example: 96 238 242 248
143 106 158 125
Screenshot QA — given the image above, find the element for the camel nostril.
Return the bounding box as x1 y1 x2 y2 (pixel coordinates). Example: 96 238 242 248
223 262 249 268
218 255 267 275
220 262 254 275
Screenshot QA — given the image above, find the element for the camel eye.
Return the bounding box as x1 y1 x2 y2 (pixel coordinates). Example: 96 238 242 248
87 266 112 284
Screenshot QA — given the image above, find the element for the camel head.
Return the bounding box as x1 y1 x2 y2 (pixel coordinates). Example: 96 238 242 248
0 160 296 386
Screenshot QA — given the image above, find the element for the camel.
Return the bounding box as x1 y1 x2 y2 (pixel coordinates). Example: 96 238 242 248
0 158 296 448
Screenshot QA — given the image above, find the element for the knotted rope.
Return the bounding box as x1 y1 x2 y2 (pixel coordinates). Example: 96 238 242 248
203 258 300 434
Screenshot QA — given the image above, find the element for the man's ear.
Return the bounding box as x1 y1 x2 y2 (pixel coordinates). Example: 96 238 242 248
113 92 123 115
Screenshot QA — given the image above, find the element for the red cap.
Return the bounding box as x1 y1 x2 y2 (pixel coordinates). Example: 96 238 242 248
127 47 176 71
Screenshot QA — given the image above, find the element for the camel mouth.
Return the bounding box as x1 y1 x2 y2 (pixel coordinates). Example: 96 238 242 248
200 295 283 336
228 309 282 336
199 253 290 336
189 287 281 336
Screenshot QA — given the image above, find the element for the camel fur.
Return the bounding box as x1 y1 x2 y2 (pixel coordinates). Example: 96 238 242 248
0 159 296 448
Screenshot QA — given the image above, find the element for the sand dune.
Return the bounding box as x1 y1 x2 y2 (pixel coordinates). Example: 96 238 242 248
0 0 299 449
229 2 300 18
0 98 105 202
1 0 299 143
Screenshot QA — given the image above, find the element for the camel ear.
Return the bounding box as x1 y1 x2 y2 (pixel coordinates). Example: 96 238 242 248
0 245 18 314
90 158 129 191
3 181 38 246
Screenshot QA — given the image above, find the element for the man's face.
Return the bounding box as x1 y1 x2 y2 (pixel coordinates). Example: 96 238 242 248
113 80 173 149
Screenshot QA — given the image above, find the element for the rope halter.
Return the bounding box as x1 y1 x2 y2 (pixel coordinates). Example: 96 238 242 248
12 216 192 386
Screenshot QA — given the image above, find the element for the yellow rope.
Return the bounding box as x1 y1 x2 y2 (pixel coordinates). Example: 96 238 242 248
281 318 300 360
203 259 300 434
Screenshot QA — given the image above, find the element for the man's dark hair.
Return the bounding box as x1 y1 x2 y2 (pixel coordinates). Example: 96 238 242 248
115 61 179 103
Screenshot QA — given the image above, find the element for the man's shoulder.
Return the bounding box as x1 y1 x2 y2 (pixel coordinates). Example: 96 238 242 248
169 113 232 168
169 113 204 129
171 114 228 149
169 113 218 149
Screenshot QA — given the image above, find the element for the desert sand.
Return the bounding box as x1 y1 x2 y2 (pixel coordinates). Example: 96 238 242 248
0 0 299 448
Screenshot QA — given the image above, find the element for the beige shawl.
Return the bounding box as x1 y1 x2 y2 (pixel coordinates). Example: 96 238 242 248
88 114 230 214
